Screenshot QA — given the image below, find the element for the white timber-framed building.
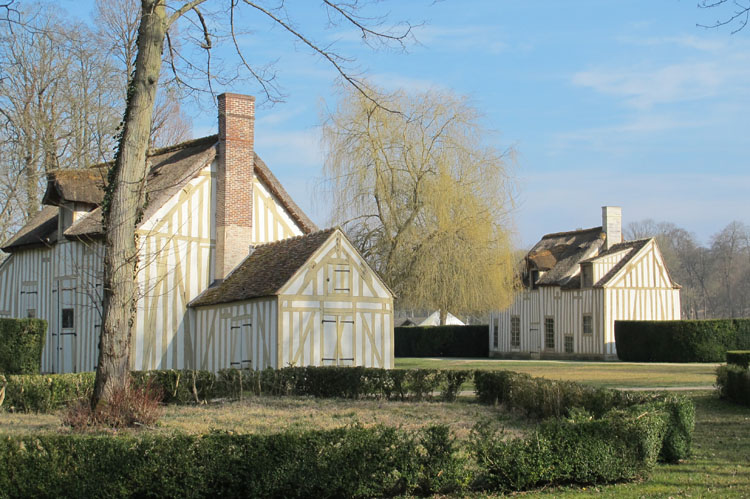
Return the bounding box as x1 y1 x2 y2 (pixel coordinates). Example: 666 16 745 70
489 207 681 360
0 92 394 373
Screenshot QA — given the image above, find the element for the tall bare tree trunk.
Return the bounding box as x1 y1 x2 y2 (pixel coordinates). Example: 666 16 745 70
439 309 447 326
93 0 166 408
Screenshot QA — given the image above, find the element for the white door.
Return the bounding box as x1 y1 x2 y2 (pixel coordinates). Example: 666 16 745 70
322 314 354 366
57 279 77 373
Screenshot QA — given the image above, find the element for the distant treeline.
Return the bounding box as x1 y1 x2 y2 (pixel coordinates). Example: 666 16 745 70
626 219 750 319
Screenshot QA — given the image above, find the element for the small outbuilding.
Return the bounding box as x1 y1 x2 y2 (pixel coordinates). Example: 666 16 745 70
189 228 394 370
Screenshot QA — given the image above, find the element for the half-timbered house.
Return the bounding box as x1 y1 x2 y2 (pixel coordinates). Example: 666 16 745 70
0 92 394 373
489 206 681 360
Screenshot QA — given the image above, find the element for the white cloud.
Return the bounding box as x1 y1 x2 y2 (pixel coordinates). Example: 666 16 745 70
617 34 728 52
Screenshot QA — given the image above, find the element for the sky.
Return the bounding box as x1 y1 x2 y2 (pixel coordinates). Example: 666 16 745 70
68 0 749 249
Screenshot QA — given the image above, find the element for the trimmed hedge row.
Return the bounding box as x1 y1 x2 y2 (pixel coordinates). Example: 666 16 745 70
471 405 667 491
716 364 750 406
0 425 462 498
0 367 475 413
726 350 750 369
473 370 694 463
0 407 682 496
0 318 47 374
615 319 750 362
394 325 489 357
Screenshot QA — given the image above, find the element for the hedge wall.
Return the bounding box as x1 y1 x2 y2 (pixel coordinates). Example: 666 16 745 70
615 319 750 362
726 351 750 369
394 325 489 357
0 367 475 413
473 370 694 463
0 318 47 374
0 425 461 498
716 364 750 407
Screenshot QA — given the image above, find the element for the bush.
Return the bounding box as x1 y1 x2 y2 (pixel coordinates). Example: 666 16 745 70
0 318 47 374
470 406 667 492
0 425 463 498
62 378 164 429
0 372 94 413
615 319 750 362
726 350 750 369
472 370 694 463
716 364 750 406
395 325 489 357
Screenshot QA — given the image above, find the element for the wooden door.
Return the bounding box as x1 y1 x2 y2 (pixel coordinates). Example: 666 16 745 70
57 279 77 373
322 314 354 366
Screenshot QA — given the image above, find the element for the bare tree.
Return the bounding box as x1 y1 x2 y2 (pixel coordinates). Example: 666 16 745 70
698 0 750 33
322 84 517 325
0 5 121 244
93 0 415 407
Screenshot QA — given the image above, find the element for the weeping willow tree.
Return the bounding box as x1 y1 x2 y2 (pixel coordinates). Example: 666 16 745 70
323 85 517 324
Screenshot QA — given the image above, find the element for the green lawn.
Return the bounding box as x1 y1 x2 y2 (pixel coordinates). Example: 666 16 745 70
396 357 718 389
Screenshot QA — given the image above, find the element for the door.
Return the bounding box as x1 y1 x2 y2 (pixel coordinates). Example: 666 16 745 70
57 279 77 373
229 319 253 369
322 314 354 366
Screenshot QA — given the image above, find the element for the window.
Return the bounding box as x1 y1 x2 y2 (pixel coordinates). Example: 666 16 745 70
62 308 74 329
530 269 540 290
544 317 555 349
564 335 574 353
329 264 351 294
492 319 499 349
581 263 593 288
510 316 520 348
583 314 593 335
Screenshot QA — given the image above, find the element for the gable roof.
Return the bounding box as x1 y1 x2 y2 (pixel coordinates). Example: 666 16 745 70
0 206 59 252
526 226 605 288
189 228 337 307
4 134 318 250
583 238 650 287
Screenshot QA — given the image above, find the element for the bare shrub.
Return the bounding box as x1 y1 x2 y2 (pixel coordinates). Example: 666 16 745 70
63 379 163 430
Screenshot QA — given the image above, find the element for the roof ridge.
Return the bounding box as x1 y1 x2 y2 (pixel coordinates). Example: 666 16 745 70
249 227 336 250
81 134 219 170
541 226 602 239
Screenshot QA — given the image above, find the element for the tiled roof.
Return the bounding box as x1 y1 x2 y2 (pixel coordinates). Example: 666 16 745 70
190 228 337 307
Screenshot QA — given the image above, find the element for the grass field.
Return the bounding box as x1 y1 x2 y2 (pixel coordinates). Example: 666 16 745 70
395 357 718 388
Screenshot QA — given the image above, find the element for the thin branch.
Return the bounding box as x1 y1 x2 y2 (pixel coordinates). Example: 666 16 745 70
167 0 208 27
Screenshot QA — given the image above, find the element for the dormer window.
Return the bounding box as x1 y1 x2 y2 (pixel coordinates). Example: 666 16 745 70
529 269 539 289
580 263 593 288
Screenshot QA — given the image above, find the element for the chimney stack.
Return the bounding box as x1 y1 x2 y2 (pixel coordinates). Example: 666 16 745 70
215 93 255 280
602 206 622 250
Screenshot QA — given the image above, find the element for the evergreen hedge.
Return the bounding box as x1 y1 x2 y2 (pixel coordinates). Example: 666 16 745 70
615 319 750 362
726 350 750 369
471 406 667 491
473 370 694 463
716 364 750 407
394 325 489 357
0 318 47 374
0 425 461 498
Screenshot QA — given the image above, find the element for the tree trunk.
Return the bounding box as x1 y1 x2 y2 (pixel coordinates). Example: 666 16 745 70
439 309 447 326
92 0 166 408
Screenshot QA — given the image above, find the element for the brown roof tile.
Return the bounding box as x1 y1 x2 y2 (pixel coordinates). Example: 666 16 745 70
190 228 337 307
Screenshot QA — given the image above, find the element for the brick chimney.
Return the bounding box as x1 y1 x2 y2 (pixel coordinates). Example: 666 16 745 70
602 206 622 250
215 93 255 280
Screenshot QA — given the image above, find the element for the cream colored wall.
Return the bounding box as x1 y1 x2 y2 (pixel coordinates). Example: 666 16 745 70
491 287 606 356
192 298 279 371
133 165 215 371
252 176 303 244
0 240 104 373
279 231 393 369
602 240 681 356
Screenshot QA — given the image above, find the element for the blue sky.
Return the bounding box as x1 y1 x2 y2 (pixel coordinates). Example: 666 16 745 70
70 0 749 248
